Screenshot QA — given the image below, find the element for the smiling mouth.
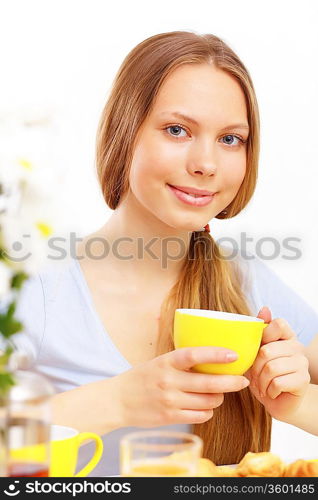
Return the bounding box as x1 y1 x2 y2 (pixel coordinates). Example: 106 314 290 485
167 184 215 197
167 184 216 207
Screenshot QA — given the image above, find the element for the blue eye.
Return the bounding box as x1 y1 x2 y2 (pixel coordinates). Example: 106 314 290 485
166 125 188 138
220 135 244 146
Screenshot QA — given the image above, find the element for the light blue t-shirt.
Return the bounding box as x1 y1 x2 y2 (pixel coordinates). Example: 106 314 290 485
2 251 318 476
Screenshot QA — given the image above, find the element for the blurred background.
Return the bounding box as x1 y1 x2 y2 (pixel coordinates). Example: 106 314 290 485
1 0 317 460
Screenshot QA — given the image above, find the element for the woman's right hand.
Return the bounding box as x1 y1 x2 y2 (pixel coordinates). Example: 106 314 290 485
114 346 250 428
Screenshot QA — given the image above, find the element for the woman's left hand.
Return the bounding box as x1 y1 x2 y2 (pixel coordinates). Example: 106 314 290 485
245 306 310 422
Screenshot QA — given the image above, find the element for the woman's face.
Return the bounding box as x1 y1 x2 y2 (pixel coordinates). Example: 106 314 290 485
128 63 249 232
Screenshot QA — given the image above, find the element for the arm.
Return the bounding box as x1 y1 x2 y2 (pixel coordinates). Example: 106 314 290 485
281 384 318 436
247 309 312 431
51 376 124 435
50 346 249 435
1 348 125 435
244 255 318 372
305 333 318 385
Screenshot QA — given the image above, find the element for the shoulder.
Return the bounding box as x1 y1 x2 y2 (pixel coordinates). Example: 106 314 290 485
7 257 79 366
217 244 259 304
220 245 318 346
16 257 77 313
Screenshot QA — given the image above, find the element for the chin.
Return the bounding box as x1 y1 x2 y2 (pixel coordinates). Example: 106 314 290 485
174 223 205 233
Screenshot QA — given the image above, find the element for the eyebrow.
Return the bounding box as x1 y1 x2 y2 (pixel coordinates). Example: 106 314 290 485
159 111 250 132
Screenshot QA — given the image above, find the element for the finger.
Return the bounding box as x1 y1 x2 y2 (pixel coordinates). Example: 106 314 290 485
177 371 250 394
171 346 238 371
177 409 214 424
261 318 296 345
178 391 224 411
249 339 304 381
267 370 311 399
257 355 302 398
257 306 272 324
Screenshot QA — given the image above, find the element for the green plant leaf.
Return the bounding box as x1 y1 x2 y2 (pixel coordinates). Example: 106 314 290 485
0 303 23 338
0 371 16 397
11 272 29 290
7 302 16 318
0 346 14 371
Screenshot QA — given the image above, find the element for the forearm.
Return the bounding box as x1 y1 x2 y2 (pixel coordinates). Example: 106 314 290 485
305 334 318 385
280 384 318 436
50 376 124 435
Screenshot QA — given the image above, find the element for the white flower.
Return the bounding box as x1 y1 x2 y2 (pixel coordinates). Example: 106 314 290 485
0 260 12 299
0 102 70 282
0 212 54 275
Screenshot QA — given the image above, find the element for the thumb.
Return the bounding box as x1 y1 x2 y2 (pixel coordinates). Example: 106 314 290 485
257 306 272 324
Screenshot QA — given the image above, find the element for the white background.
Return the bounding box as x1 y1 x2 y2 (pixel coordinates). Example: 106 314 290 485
1 0 317 462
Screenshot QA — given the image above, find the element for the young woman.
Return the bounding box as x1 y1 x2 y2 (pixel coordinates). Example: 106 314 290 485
7 31 318 476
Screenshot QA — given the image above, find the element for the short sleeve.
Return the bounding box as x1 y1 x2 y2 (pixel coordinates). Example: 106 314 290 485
0 274 46 367
237 253 318 346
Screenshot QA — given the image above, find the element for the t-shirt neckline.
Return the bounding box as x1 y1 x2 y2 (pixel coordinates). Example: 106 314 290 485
71 257 132 370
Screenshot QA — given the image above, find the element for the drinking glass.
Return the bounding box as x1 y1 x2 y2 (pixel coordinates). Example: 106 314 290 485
120 431 203 477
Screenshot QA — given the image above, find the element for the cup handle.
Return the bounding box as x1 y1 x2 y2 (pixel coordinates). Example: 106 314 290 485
73 432 104 477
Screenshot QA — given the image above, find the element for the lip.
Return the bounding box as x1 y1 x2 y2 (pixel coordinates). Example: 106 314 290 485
167 184 216 207
168 184 215 196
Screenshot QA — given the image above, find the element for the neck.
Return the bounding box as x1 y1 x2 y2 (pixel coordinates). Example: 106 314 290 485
94 191 196 282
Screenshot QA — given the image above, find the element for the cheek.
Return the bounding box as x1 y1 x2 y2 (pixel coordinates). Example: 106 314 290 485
221 152 246 190
129 134 183 189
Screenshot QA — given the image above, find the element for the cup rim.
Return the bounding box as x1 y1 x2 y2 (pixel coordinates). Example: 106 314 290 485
120 431 203 452
50 424 78 441
176 309 264 323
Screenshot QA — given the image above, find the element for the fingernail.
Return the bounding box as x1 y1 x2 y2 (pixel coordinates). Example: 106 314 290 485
242 379 250 388
225 352 238 361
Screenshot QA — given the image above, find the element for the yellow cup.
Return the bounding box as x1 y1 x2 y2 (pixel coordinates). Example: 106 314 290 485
10 424 103 477
174 309 266 375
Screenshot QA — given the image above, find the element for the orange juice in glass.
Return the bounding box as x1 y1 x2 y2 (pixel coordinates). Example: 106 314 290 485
120 431 203 477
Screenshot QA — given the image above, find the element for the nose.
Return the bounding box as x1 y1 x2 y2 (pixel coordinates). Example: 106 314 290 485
186 140 217 177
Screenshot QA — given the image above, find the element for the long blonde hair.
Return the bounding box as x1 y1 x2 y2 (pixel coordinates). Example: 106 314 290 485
96 30 271 465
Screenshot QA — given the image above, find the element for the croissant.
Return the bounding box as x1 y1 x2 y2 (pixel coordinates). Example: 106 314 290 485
236 452 285 477
196 452 318 477
197 459 237 477
197 458 219 476
212 465 238 477
284 459 318 477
